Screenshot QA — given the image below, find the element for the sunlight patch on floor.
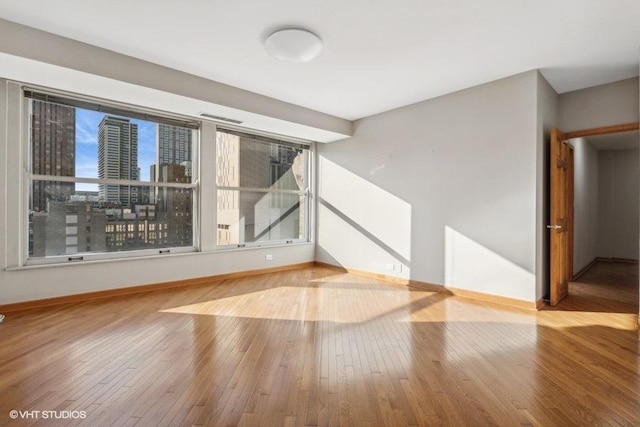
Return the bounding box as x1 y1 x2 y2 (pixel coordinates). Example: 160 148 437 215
161 286 407 322
536 310 639 331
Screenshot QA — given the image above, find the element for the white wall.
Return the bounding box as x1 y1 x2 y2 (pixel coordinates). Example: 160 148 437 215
572 138 599 273
597 148 639 260
559 78 639 132
317 71 539 302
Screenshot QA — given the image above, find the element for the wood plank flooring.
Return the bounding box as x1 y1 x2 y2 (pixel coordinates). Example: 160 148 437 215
567 261 639 312
0 265 638 426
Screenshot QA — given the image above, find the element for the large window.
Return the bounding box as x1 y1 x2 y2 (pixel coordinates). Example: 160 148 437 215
25 90 199 263
216 128 310 247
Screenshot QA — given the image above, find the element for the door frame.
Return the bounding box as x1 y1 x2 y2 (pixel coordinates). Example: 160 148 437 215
548 121 640 307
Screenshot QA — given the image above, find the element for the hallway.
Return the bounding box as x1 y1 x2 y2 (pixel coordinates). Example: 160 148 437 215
564 261 639 314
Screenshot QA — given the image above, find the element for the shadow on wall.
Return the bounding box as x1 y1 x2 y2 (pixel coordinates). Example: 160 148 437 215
316 154 537 302
316 156 412 278
445 226 535 300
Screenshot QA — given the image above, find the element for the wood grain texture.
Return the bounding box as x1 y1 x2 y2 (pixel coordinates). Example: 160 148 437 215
0 265 638 426
562 122 640 139
573 257 599 281
568 260 638 311
550 128 571 306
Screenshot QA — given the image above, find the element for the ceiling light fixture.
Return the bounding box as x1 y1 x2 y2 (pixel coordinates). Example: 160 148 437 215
264 28 323 63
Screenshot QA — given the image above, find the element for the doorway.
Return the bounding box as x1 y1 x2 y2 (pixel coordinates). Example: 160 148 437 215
549 123 640 312
569 130 639 312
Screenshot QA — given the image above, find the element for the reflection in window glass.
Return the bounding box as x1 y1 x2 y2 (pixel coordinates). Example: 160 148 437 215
216 128 310 247
217 190 304 245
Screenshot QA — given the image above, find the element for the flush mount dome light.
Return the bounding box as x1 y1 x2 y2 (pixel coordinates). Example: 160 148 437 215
264 28 323 62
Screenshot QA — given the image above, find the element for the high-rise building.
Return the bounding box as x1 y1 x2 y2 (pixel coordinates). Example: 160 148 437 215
156 123 192 167
149 124 193 246
151 123 192 188
156 163 192 247
98 116 139 208
30 100 75 212
31 201 107 257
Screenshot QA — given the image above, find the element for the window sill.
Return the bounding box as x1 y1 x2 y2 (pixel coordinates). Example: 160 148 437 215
5 241 314 271
214 240 312 253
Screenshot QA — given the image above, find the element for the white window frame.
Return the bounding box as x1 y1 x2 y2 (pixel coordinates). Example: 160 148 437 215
22 86 201 266
214 125 314 250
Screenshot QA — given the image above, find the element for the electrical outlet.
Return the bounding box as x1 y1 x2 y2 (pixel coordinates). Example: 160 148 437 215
386 263 394 270
395 264 402 272
265 254 273 261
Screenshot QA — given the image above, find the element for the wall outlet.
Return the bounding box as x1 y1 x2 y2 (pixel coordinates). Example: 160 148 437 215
265 254 273 261
386 263 394 270
395 264 402 272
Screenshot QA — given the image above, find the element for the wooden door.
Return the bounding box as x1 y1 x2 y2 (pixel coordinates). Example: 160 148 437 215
550 128 573 305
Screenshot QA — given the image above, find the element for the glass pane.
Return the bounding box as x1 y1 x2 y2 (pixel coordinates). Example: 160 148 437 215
216 130 308 191
29 181 193 258
217 190 305 246
30 99 194 185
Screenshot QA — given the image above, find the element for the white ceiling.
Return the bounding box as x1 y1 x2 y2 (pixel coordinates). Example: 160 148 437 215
0 0 639 121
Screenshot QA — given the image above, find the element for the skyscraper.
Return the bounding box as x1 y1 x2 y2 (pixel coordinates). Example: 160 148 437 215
30 100 75 212
156 123 192 167
98 116 139 208
153 124 193 246
150 123 192 203
156 163 192 247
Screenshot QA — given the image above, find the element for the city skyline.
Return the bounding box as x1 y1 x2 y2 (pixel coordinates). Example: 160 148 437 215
75 108 156 191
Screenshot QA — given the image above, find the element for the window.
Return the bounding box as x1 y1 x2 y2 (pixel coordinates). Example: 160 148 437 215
216 128 310 247
25 90 199 263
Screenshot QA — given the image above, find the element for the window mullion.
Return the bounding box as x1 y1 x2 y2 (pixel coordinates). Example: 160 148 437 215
217 185 307 195
31 174 196 189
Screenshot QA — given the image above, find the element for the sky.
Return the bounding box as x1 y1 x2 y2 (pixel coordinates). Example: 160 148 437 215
75 108 156 191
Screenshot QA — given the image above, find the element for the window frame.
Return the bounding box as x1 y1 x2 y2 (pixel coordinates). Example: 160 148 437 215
214 125 313 250
22 86 201 266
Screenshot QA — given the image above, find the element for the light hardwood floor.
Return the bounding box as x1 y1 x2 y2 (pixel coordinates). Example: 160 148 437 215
0 265 638 426
567 261 639 312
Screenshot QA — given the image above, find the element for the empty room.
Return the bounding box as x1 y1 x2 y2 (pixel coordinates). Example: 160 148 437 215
0 1 639 425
